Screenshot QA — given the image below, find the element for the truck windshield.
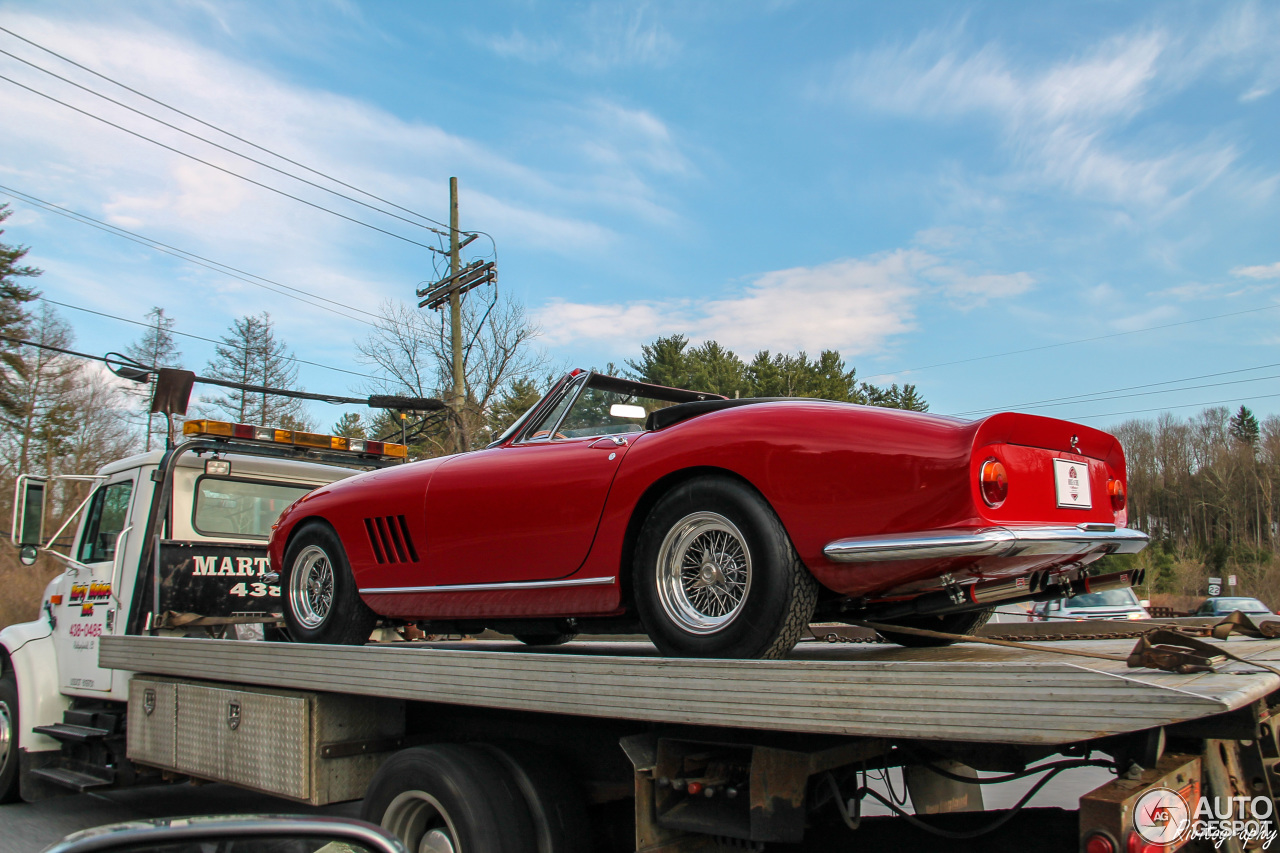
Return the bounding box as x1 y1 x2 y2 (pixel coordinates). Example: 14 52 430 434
193 476 314 540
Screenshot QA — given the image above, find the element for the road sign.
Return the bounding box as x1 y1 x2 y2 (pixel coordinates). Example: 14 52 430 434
1208 585 1221 595
1228 574 1237 587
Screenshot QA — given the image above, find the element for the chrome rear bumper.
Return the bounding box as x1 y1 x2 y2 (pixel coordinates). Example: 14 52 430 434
823 524 1149 563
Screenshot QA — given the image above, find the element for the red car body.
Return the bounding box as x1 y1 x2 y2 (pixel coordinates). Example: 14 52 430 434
268 371 1146 638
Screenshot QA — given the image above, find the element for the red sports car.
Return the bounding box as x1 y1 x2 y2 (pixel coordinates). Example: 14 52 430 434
268 369 1148 658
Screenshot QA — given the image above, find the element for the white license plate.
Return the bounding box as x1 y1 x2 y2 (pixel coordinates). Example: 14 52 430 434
1054 458 1092 509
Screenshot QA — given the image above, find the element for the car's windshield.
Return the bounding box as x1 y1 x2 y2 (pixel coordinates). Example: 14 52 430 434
520 373 715 442
1064 589 1141 609
1210 597 1270 613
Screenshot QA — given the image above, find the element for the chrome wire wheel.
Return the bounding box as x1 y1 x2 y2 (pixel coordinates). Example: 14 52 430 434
0 699 12 780
382 789 459 853
289 544 334 630
655 511 753 635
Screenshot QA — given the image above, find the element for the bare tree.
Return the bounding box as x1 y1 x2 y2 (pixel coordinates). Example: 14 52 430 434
125 306 183 451
356 292 547 456
203 313 313 430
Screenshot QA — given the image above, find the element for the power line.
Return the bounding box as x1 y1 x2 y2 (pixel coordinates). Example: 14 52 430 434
957 358 1280 414
861 302 1280 383
36 297 381 382
1063 391 1280 423
0 46 454 241
0 184 381 327
0 24 467 238
0 72 443 252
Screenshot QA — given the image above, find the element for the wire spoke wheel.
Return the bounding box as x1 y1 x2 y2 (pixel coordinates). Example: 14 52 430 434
656 511 753 634
289 545 334 630
382 790 460 853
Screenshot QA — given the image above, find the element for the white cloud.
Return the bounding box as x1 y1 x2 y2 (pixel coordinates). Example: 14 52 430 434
476 2 678 72
821 18 1262 208
535 249 1034 356
1233 262 1280 280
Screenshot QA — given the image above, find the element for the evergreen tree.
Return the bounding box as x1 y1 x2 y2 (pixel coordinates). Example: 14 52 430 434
0 203 42 425
332 412 367 438
685 341 748 397
1229 405 1260 447
125 307 183 451
627 334 692 388
487 378 544 437
204 313 312 429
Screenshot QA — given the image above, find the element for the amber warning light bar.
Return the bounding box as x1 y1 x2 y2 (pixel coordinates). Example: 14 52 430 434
182 419 408 459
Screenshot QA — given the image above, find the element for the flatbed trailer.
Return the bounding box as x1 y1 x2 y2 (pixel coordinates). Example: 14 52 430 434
89 631 1280 853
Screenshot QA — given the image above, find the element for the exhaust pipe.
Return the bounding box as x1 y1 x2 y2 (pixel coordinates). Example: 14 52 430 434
861 568 1144 621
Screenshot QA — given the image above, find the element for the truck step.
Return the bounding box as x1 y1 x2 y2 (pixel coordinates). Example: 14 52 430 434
32 723 112 743
28 765 114 792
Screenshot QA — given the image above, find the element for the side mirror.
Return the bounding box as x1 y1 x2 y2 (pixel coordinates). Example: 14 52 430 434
13 475 47 549
45 815 406 853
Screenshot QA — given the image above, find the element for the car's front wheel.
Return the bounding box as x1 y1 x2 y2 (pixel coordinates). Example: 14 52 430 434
634 476 818 659
281 522 376 645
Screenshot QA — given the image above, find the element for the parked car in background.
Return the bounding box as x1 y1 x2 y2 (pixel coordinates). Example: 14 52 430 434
1030 587 1150 621
1194 596 1273 617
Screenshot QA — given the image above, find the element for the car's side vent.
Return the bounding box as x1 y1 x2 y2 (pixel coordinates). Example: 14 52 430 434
364 515 419 564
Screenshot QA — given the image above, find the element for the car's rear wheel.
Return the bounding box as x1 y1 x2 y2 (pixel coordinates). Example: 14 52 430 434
0 669 19 803
634 476 818 659
282 522 376 645
874 608 995 647
362 744 536 853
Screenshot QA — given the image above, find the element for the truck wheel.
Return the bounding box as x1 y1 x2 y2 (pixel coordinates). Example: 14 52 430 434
476 743 592 853
875 608 995 647
282 522 376 645
513 633 578 647
634 476 818 659
362 744 536 853
0 670 18 804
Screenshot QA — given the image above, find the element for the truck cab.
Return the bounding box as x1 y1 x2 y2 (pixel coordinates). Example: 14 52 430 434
1 421 403 802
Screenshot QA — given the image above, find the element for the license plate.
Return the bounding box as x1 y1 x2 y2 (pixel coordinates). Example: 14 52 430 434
1054 458 1092 509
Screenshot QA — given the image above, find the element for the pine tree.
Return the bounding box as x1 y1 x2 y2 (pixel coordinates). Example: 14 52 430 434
627 334 692 388
1229 405 1260 447
0 203 42 425
487 378 544 437
125 307 184 451
204 313 312 429
332 412 367 438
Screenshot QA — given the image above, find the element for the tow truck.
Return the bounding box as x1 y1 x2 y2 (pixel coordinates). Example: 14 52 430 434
4 416 1280 853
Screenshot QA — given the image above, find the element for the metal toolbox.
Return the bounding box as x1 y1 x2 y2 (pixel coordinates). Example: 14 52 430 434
127 675 404 804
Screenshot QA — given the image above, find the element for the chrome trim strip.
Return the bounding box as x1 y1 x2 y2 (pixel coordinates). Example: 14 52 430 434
360 575 616 594
823 524 1149 563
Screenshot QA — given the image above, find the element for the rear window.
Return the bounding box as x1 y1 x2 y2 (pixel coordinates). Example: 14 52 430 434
193 476 314 540
1067 589 1140 609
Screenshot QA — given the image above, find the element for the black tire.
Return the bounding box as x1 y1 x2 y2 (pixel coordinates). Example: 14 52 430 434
513 633 578 647
362 744 537 853
875 608 995 647
634 476 818 659
475 742 592 853
0 669 19 804
281 521 376 645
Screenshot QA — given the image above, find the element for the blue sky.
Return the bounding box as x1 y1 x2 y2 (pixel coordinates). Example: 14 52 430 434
0 1 1277 431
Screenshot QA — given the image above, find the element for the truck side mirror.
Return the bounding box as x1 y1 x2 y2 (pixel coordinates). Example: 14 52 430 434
13 476 47 556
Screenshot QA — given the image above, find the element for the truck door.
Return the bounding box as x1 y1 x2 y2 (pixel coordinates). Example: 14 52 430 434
53 475 137 693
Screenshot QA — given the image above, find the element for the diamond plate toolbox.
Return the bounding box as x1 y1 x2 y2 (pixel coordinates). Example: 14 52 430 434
127 675 404 804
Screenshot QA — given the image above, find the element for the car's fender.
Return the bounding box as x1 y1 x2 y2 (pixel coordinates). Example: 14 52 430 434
1 618 70 753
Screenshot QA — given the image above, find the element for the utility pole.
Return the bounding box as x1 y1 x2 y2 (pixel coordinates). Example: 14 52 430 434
449 177 465 449
415 176 496 453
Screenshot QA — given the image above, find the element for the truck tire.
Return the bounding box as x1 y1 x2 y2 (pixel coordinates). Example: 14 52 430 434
475 742 592 853
634 476 818 659
875 608 995 647
362 744 536 853
281 522 376 645
0 670 18 804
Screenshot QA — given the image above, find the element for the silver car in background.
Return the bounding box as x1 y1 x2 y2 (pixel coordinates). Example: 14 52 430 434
1030 587 1150 622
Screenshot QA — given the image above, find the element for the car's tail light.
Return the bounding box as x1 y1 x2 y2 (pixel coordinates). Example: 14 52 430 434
1108 479 1126 511
980 458 1008 507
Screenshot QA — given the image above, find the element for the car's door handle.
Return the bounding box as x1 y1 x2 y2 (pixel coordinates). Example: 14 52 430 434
590 437 628 448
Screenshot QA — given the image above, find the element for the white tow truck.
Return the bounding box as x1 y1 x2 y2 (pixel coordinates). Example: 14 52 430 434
4 420 1280 853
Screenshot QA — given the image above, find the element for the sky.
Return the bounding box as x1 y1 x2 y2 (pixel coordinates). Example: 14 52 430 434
0 0 1277 433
